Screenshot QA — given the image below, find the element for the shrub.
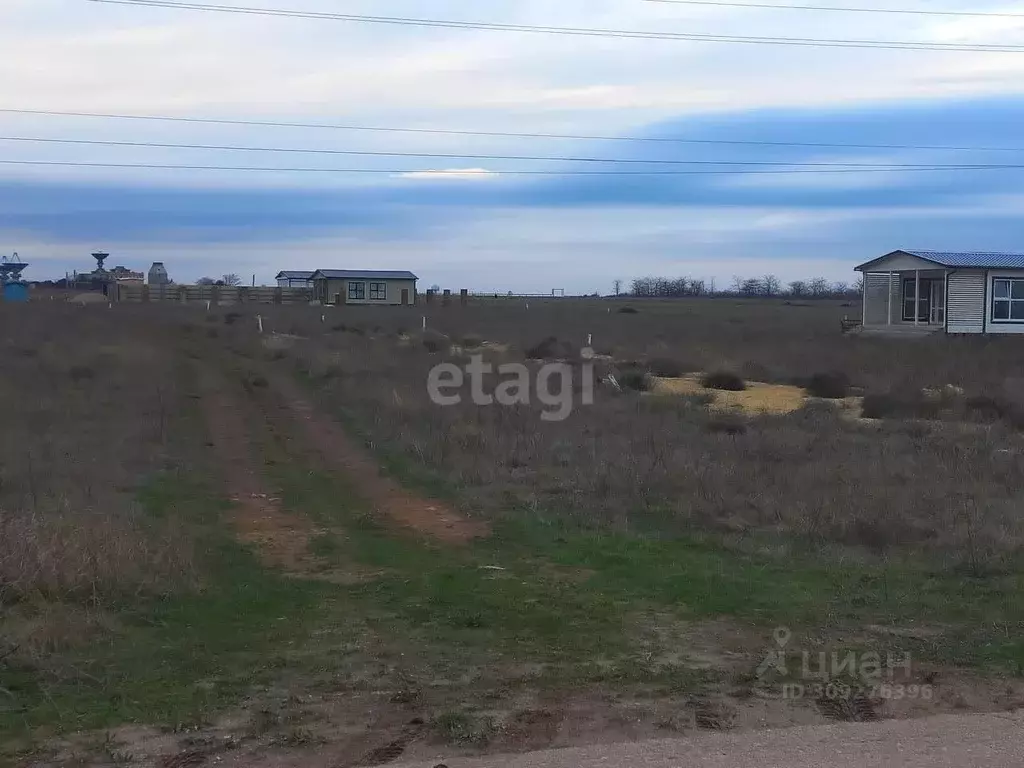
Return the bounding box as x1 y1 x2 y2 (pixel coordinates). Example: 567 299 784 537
647 357 686 378
617 306 639 314
701 370 746 392
526 336 574 360
68 365 95 382
422 332 451 354
703 414 748 435
861 390 941 421
618 369 653 392
806 372 850 399
963 394 1011 422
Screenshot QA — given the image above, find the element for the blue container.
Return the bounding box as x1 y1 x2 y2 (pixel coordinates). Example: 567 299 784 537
2 282 28 302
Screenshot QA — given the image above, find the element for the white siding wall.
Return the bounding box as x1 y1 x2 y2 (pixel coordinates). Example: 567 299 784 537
947 271 986 334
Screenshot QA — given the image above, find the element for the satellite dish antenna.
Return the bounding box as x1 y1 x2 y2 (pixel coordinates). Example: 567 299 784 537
0 252 28 284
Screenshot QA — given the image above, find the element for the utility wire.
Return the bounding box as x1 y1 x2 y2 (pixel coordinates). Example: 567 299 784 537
85 0 1024 52
643 0 1024 18
5 135 1021 169
4 158 1024 174
6 108 1024 154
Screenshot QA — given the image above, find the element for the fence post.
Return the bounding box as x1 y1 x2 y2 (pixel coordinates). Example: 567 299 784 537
442 289 451 307
460 289 468 306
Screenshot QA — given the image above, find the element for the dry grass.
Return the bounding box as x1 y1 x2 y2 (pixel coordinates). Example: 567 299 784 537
0 304 198 660
652 375 806 415
210 300 1024 568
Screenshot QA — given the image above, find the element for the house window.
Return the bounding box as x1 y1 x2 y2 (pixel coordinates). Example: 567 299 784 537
902 278 928 322
992 278 1024 322
348 281 366 300
369 282 387 301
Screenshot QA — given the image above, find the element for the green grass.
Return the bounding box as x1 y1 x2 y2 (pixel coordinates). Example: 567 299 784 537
0 474 336 746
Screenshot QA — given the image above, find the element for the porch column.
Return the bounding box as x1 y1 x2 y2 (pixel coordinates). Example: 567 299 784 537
887 271 893 325
861 274 867 326
943 269 948 327
914 269 921 327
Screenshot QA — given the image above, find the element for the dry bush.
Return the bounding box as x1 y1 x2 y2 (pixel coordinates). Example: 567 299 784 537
647 357 687 378
618 369 653 392
525 336 576 360
805 372 851 399
701 370 747 392
0 507 194 604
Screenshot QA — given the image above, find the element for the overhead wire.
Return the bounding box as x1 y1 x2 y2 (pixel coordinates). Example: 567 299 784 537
4 108 1024 154
4 158 1024 174
4 134 1024 169
84 0 1024 52
642 0 1024 19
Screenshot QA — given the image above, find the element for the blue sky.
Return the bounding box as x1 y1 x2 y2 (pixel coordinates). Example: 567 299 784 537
4 0 1024 291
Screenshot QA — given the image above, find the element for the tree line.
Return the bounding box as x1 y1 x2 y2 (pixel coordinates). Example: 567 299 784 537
626 275 862 299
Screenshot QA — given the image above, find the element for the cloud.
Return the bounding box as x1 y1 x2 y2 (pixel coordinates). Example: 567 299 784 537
396 168 500 180
4 1 1024 289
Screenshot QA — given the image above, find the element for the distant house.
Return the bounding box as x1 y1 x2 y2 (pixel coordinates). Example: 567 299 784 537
310 270 418 306
276 270 316 288
856 250 1024 335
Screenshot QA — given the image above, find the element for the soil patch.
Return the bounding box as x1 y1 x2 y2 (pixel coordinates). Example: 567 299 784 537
268 371 489 545
196 366 349 580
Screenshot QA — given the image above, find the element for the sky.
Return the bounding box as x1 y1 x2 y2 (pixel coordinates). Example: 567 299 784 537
5 0 1024 291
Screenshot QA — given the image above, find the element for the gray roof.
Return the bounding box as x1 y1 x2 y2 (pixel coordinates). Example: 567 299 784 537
859 250 1024 270
903 250 1024 268
312 269 418 280
276 270 316 279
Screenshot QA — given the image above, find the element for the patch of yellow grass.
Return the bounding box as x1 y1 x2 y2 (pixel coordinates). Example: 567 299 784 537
651 374 807 415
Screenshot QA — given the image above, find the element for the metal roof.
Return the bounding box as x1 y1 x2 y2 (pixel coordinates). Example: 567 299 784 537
902 250 1024 268
275 270 316 279
312 269 418 280
858 250 1024 270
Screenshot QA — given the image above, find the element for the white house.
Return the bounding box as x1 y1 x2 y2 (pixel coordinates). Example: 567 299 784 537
855 250 1024 335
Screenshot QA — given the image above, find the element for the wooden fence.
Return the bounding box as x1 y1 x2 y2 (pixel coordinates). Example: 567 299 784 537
115 284 312 305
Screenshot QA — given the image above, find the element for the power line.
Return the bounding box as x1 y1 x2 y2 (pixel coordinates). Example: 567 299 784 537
6 108 1024 154
642 0 1024 18
85 0 1024 52
5 134 1022 169
4 158 1024 174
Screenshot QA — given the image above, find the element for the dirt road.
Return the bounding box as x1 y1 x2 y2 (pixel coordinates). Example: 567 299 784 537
394 711 1024 768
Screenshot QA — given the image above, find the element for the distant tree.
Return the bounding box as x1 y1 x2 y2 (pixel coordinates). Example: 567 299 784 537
832 281 850 296
740 278 763 296
762 274 782 296
197 277 217 285
808 277 831 297
221 273 242 287
788 280 807 297
613 279 623 296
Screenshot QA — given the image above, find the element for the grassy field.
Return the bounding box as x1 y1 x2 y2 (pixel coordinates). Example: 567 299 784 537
3 298 1024 766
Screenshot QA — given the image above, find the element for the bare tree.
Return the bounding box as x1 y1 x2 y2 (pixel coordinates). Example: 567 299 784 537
221 273 242 287
196 277 217 286
613 279 623 296
808 277 831 297
788 280 807 297
762 274 782 296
